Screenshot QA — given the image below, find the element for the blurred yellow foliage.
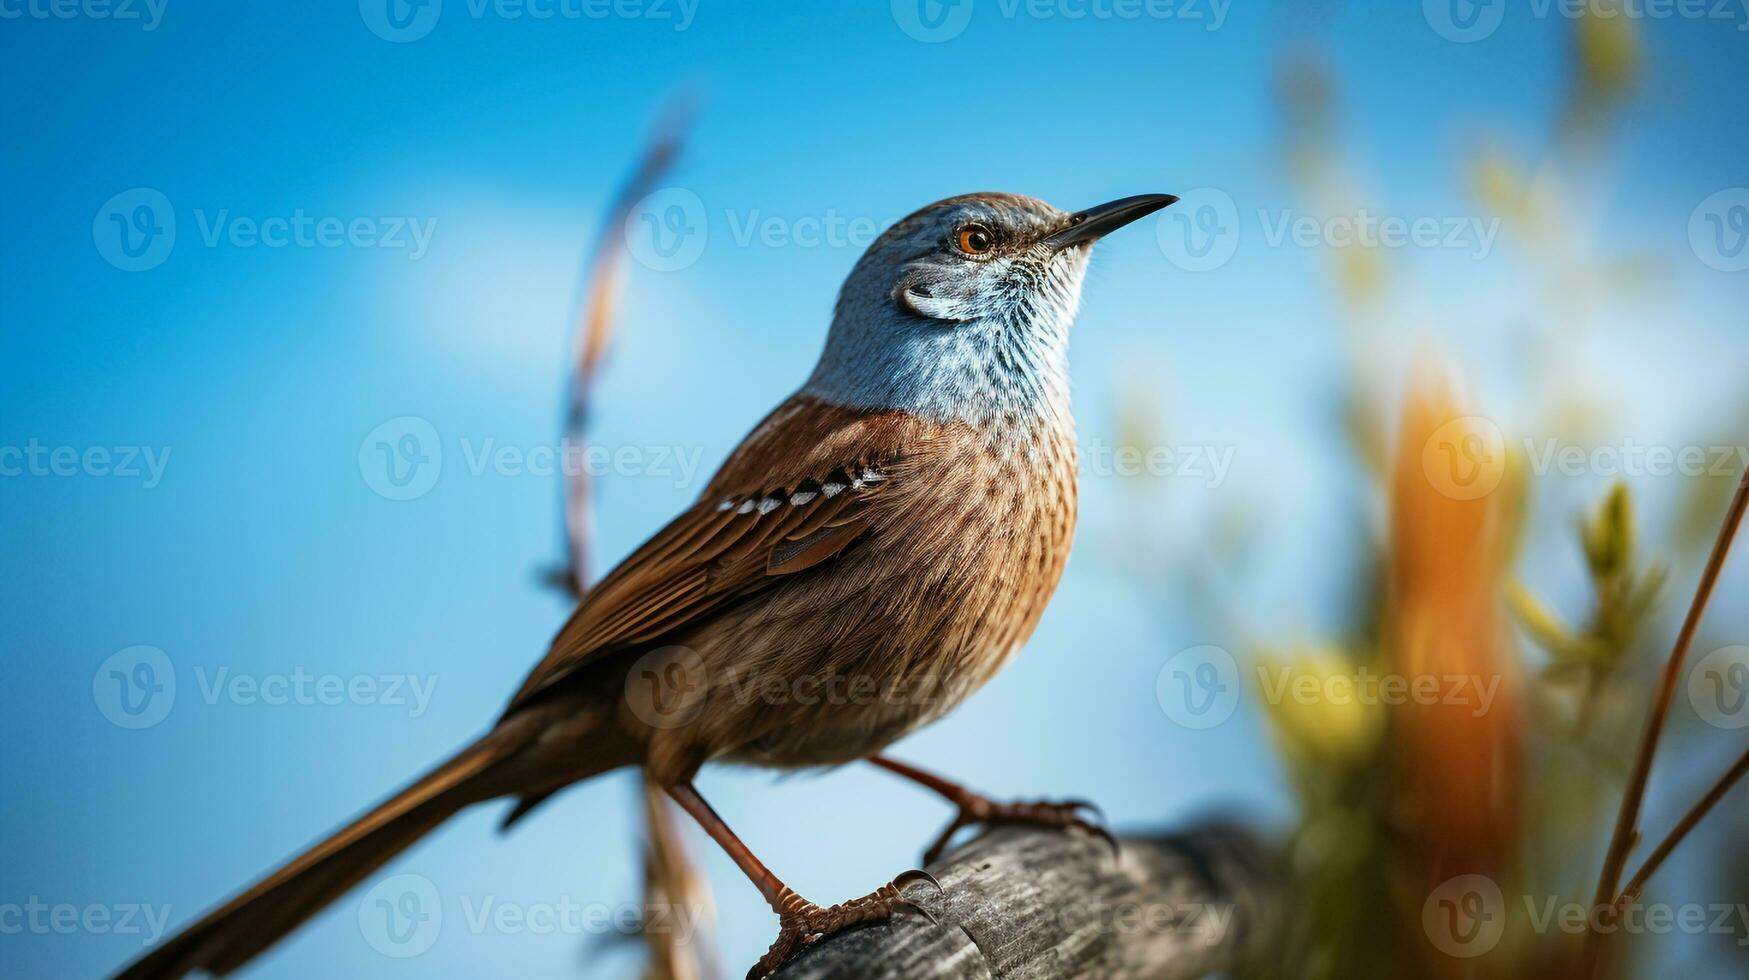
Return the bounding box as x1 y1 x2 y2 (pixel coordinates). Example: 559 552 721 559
1575 3 1641 102
1256 648 1387 766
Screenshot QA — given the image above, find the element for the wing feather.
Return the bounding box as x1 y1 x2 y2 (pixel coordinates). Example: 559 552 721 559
502 396 952 715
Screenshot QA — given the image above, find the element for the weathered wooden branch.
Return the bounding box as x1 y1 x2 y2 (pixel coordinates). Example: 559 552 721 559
772 823 1283 980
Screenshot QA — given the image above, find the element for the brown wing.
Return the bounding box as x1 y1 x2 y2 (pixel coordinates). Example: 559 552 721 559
503 395 961 714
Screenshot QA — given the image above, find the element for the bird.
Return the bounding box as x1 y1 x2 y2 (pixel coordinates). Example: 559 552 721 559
114 189 1177 980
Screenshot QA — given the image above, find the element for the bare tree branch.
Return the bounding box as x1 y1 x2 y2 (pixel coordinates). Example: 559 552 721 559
771 824 1282 980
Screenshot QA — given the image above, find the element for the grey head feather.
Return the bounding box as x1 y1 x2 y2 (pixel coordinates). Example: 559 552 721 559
801 193 1091 430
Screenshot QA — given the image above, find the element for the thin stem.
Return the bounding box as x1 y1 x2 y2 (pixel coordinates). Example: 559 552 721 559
1618 744 1749 908
556 96 710 980
561 93 697 593
1580 469 1749 975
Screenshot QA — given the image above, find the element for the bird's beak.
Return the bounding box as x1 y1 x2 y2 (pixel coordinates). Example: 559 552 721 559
1042 193 1179 251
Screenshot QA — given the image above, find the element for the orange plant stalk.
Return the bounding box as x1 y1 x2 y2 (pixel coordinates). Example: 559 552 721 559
1386 364 1524 973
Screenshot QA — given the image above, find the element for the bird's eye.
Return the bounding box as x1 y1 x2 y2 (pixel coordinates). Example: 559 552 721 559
956 224 996 255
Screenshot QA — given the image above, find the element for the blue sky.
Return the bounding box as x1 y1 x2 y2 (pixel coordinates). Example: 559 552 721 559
4 2 1749 977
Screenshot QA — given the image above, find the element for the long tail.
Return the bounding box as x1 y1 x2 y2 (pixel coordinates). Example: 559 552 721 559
115 726 531 980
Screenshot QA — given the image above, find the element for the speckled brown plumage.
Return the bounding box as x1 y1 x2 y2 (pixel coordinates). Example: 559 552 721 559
509 393 1079 782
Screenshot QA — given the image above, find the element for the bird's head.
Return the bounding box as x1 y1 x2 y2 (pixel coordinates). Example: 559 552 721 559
804 191 1176 426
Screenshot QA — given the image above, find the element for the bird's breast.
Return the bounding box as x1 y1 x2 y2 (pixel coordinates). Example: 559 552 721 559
734 420 1076 768
655 400 1079 773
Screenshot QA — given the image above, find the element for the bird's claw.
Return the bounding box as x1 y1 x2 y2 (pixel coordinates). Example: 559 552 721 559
922 794 1120 865
893 867 945 898
746 873 941 979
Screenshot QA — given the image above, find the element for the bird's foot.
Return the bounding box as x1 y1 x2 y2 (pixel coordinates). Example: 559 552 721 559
923 792 1118 865
748 871 940 979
